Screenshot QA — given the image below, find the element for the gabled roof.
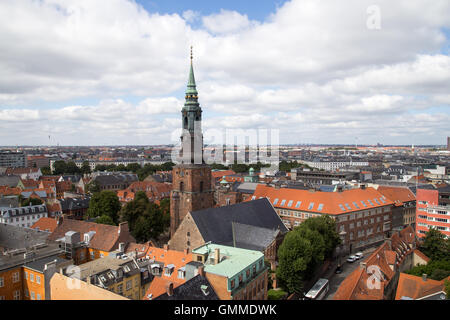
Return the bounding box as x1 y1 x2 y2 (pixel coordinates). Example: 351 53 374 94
48 220 135 252
395 273 448 300
190 198 288 248
31 217 58 233
377 186 416 206
232 222 280 252
155 275 219 300
0 175 21 187
252 184 394 215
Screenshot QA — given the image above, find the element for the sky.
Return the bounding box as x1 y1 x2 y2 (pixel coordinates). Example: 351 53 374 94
0 0 449 146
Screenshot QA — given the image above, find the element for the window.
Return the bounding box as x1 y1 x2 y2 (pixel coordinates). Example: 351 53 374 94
287 200 293 207
308 202 314 210
317 204 324 211
280 199 286 206
230 279 235 289
0 277 3 287
295 201 301 208
117 284 123 295
273 198 279 205
37 294 41 300
90 251 95 260
36 275 41 284
25 289 29 298
14 290 20 300
30 273 34 282
126 280 132 290
100 253 104 258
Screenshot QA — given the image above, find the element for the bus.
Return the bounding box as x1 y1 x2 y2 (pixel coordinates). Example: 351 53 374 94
304 278 329 300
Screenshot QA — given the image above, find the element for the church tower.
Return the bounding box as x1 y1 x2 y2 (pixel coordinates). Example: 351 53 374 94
170 48 214 238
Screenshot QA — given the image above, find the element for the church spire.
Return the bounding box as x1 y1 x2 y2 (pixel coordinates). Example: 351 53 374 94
186 46 198 96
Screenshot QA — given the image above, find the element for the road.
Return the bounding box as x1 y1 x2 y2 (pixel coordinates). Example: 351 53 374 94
324 247 376 300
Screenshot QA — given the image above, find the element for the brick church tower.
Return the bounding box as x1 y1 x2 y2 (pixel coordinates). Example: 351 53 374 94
170 48 214 237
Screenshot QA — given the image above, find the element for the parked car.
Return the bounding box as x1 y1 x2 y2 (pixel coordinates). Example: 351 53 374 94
355 252 364 260
335 265 343 274
347 255 357 263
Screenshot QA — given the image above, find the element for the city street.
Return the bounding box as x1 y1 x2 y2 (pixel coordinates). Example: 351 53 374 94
324 247 376 300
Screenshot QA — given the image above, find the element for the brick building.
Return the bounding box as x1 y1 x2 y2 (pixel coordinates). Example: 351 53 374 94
252 184 395 254
377 186 416 231
170 52 214 237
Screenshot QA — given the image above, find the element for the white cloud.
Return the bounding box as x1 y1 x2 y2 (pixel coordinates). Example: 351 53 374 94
0 0 449 145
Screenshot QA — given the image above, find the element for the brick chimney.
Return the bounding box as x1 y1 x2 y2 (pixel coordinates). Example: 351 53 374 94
166 282 174 296
198 266 205 277
214 248 220 265
118 222 129 235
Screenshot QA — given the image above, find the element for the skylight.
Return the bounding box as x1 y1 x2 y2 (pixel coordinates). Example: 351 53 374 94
352 202 360 209
280 199 286 206
273 198 279 205
374 198 381 205
361 200 367 207
295 201 302 208
287 200 293 207
317 204 324 211
308 202 314 210
339 204 346 211
367 199 374 206
345 203 352 210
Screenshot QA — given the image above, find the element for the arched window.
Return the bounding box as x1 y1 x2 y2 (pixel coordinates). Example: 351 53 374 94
180 182 184 192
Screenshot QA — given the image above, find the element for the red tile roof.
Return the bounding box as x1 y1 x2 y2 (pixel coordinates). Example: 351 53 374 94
376 186 415 206
142 246 192 300
211 170 236 179
395 273 447 300
252 184 394 215
5 167 40 175
334 226 417 300
31 217 58 233
21 179 40 189
48 219 135 252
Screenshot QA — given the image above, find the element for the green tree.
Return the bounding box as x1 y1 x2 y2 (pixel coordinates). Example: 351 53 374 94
276 231 313 294
300 215 341 258
126 163 142 173
21 197 43 207
87 191 121 224
120 192 167 242
53 160 67 175
86 180 101 194
210 163 229 170
41 166 52 175
81 161 91 174
159 198 170 232
405 260 450 281
419 228 449 261
96 215 116 226
65 161 81 175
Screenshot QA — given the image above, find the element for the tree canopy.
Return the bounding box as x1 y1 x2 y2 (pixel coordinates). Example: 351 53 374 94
52 160 81 175
96 215 116 226
276 215 340 294
119 192 169 242
419 228 450 261
86 191 121 224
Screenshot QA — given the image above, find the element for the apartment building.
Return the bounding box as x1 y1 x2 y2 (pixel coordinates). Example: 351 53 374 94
416 186 450 238
0 152 26 168
0 204 48 228
191 243 268 300
252 184 395 253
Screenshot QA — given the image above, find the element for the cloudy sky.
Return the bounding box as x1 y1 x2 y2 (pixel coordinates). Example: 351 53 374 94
0 0 449 146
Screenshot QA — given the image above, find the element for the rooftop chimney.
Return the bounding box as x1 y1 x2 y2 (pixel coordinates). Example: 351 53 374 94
422 274 427 281
118 222 129 235
118 242 125 253
214 248 220 265
360 262 367 271
198 265 205 277
163 244 169 251
184 248 189 254
166 282 174 296
360 184 366 190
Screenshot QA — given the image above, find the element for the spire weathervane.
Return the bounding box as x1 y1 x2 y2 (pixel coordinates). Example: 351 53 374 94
190 45 193 63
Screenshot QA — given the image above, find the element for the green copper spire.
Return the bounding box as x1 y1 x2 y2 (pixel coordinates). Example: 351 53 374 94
186 46 198 96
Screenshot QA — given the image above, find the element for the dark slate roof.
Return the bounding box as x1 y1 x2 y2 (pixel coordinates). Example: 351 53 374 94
59 197 90 211
190 198 288 248
60 175 82 183
94 174 138 186
155 275 219 300
437 185 450 193
232 222 280 252
0 196 19 208
0 175 21 187
23 254 69 273
0 223 50 250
